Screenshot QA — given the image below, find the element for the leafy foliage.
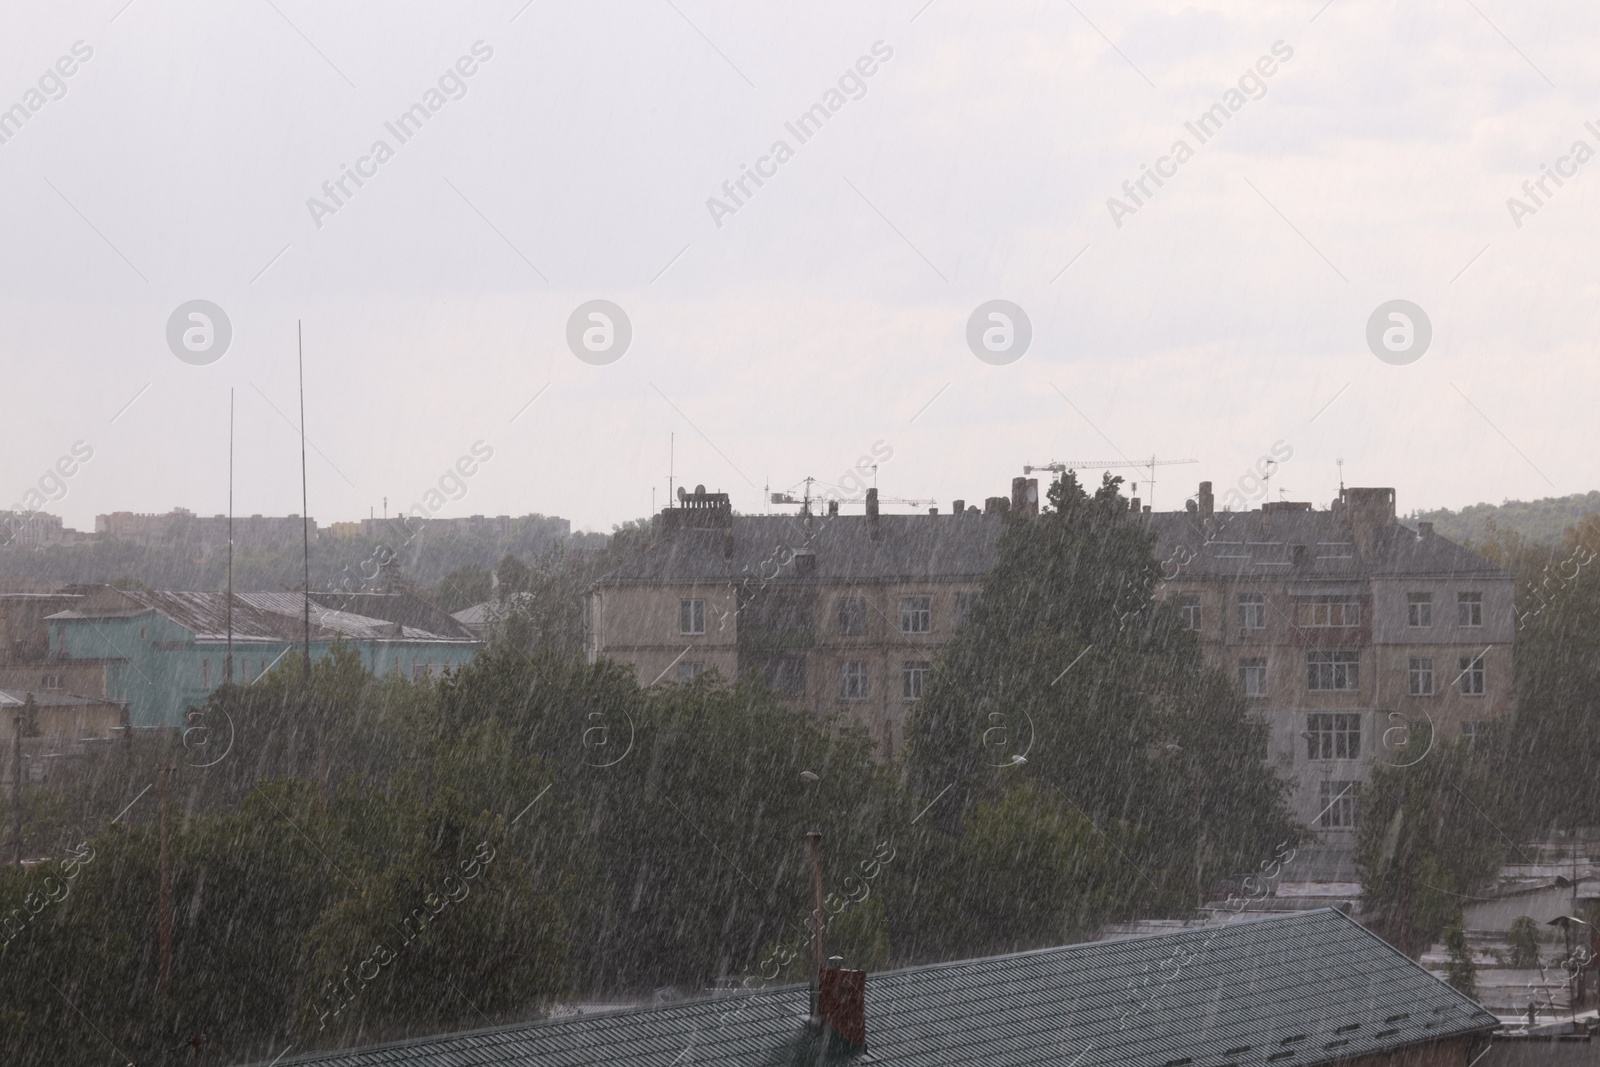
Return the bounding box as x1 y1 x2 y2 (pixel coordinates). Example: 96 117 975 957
905 472 1299 917
1355 736 1506 958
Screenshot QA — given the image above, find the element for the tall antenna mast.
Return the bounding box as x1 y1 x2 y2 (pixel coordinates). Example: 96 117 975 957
298 321 311 680
668 433 674 507
226 387 234 684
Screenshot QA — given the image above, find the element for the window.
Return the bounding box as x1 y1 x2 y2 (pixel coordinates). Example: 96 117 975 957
1318 780 1359 829
899 596 931 634
1238 658 1267 697
1457 592 1483 627
838 597 868 636
676 661 705 683
1407 657 1435 696
1459 655 1486 696
679 598 706 635
1306 713 1362 760
902 661 930 701
139 625 148 640
1300 597 1360 627
1177 596 1202 631
41 674 62 690
412 663 432 681
1306 650 1360 691
839 661 870 701
1406 593 1432 628
1238 594 1266 630
955 591 980 629
1462 721 1486 748
202 659 212 688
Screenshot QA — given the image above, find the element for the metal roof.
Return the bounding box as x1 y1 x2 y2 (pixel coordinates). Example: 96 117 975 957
268 909 1497 1066
0 689 125 708
47 589 477 644
1147 511 1508 581
594 513 1005 587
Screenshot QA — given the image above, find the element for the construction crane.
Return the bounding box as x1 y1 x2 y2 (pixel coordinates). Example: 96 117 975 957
770 475 934 513
1023 455 1198 509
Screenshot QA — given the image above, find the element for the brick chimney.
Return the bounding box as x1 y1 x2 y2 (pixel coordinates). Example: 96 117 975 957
866 488 880 541
1197 481 1214 518
952 499 964 515
819 967 867 1049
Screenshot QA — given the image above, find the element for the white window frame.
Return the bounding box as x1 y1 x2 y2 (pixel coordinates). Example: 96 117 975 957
840 661 871 701
1238 594 1266 631
899 596 931 634
1457 592 1483 627
1301 597 1360 628
1307 650 1360 692
1238 658 1267 697
901 661 930 702
676 661 705 683
1178 596 1202 631
1406 593 1432 628
1306 713 1362 760
680 598 707 635
1407 657 1435 696
1318 780 1359 829
1459 655 1486 696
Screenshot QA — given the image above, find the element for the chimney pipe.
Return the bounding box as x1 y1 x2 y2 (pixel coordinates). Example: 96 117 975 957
1011 477 1027 513
827 500 838 517
865 489 880 540
807 831 824 1019
819 967 868 1049
952 499 964 515
1417 521 1433 538
1197 481 1214 518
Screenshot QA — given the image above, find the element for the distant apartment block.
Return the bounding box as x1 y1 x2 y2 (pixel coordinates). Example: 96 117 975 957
587 486 1007 759
1150 482 1515 842
0 511 92 547
353 513 572 541
95 508 317 552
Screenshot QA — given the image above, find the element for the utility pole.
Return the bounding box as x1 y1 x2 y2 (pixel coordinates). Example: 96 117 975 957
157 764 173 995
11 716 21 866
807 831 823 1020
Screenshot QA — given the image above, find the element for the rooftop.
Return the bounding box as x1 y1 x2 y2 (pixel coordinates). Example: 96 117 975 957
267 909 1497 1067
46 588 478 645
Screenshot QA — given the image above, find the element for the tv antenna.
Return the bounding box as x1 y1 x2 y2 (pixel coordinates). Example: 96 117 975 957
1023 455 1198 508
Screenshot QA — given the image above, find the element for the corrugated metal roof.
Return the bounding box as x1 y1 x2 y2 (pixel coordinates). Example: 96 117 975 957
0 689 124 708
266 910 1498 1066
48 590 476 644
1148 512 1508 580
595 513 1005 587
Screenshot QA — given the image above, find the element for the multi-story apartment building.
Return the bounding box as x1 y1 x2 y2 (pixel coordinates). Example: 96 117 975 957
586 487 1005 759
1149 483 1515 843
96 508 318 552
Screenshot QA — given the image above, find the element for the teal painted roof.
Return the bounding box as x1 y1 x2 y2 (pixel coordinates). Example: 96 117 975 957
268 910 1497 1066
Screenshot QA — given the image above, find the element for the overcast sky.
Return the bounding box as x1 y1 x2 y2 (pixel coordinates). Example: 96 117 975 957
3 0 1596 534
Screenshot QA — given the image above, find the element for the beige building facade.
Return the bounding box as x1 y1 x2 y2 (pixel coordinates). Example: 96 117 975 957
586 488 1001 759
1151 484 1515 843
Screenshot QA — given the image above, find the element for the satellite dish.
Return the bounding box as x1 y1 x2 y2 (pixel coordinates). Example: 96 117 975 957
676 486 687 502
695 484 706 494
800 770 820 782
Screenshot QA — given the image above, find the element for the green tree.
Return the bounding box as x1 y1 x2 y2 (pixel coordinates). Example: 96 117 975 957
1508 915 1542 968
905 472 1298 913
1443 916 1478 998
1356 735 1506 957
